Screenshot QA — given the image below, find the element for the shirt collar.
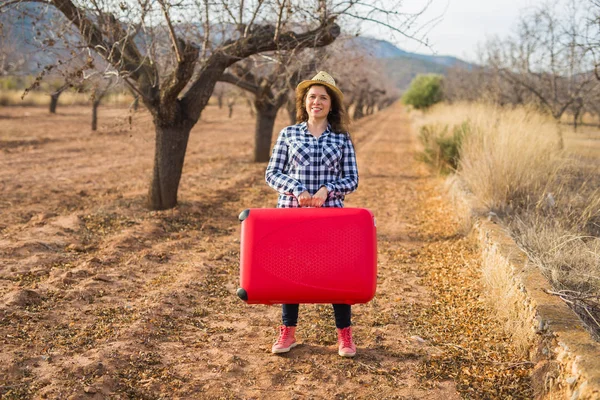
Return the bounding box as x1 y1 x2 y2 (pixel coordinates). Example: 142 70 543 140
300 121 332 137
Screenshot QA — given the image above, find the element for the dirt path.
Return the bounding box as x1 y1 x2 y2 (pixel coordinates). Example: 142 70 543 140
0 103 531 399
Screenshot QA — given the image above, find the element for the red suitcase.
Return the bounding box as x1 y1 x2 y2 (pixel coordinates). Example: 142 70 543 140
237 208 377 305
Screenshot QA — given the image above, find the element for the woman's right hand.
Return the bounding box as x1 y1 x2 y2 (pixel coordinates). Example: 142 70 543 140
297 191 312 207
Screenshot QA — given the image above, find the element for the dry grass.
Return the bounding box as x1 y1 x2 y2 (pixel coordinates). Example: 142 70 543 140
445 175 475 236
457 103 562 211
563 124 600 158
411 101 600 338
480 241 537 356
508 215 600 337
0 90 134 107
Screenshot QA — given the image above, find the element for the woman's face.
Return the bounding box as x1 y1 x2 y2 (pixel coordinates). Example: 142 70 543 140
305 85 331 120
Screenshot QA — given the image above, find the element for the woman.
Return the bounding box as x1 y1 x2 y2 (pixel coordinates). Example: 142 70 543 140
265 71 359 357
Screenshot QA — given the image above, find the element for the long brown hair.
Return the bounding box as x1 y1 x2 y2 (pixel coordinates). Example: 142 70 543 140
295 84 350 136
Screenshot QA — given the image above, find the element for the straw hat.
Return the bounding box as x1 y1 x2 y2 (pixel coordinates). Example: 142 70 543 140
296 71 344 105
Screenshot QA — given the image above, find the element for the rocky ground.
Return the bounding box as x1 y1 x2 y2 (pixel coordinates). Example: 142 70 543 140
0 102 532 399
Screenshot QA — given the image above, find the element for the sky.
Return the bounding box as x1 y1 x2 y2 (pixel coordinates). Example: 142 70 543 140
368 0 542 62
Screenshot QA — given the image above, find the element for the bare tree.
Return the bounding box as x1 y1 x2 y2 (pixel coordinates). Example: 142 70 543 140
1 0 429 210
319 38 391 120
214 82 226 109
219 51 315 162
90 77 117 131
587 0 600 79
49 82 70 113
219 35 394 162
480 1 599 120
227 94 237 118
365 88 386 116
47 70 88 114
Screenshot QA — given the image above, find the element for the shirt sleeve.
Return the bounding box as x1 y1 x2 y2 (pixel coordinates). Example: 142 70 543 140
265 129 307 197
325 136 359 197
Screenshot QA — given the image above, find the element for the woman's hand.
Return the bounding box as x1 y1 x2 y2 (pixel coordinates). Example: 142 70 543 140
310 186 328 207
297 191 312 207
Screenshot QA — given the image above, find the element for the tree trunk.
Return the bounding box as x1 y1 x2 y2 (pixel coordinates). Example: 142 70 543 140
254 102 278 162
49 94 60 114
572 99 583 132
353 98 365 120
49 84 70 113
286 99 296 125
91 101 100 131
148 123 192 210
247 99 256 117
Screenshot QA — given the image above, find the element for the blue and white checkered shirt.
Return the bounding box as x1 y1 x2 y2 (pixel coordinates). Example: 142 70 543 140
265 122 359 208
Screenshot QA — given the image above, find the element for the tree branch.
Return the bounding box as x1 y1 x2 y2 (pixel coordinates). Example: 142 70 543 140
160 40 200 115
180 19 340 123
159 0 183 64
274 0 285 42
201 0 210 59
0 0 50 10
243 0 265 38
223 19 340 64
219 72 259 94
41 0 159 108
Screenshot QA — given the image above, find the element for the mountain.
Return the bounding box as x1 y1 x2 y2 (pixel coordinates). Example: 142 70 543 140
351 37 472 68
1 4 45 73
0 7 474 91
349 37 475 90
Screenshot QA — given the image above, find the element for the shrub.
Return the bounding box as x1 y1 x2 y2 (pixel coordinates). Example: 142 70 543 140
402 74 444 110
417 121 470 174
0 76 26 91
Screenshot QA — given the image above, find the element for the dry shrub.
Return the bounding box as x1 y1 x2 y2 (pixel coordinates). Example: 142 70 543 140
0 91 39 106
417 121 470 175
457 103 563 211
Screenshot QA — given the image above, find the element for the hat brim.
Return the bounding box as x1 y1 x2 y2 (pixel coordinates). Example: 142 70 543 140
296 79 344 105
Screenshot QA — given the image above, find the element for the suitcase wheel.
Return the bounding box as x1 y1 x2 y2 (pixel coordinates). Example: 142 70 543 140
238 209 250 222
236 288 248 301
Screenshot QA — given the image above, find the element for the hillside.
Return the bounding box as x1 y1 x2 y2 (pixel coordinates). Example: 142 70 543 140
349 37 474 90
382 55 450 90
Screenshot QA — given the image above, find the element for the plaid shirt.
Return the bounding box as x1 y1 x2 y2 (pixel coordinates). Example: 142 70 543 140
265 122 359 208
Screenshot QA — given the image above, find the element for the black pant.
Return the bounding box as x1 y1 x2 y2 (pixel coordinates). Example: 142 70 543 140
282 304 351 329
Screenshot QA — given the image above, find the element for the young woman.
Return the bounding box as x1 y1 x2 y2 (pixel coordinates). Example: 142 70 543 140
265 71 359 357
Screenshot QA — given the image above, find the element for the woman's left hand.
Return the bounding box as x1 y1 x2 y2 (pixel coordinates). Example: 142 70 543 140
311 186 328 207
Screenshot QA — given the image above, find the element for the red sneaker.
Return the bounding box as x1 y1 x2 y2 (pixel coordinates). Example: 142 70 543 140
272 326 297 354
337 327 357 357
